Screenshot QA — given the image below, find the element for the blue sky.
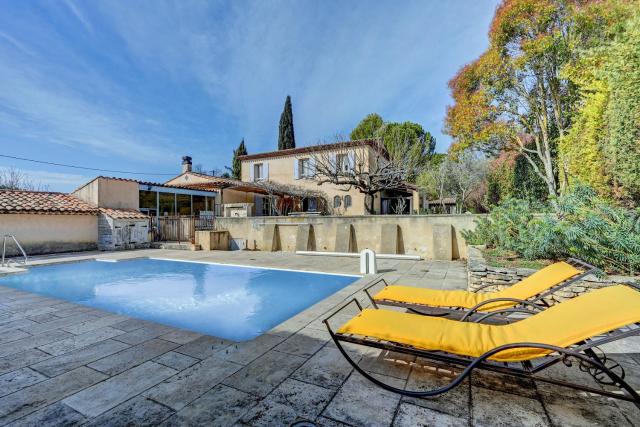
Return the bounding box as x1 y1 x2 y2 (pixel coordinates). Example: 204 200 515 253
0 0 498 192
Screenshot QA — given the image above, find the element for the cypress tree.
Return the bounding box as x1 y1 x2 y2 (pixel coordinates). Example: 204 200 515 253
278 95 295 150
231 139 247 180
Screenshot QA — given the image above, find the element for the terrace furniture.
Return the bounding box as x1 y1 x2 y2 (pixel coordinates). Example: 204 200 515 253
324 285 640 408
365 258 595 323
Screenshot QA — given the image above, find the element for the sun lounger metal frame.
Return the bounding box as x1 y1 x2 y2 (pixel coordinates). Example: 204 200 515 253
324 295 640 408
364 258 597 323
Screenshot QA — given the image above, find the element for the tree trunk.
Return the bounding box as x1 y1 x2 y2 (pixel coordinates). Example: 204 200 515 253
364 193 375 215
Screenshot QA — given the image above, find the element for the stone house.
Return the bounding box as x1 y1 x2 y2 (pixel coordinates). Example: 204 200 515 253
238 140 420 215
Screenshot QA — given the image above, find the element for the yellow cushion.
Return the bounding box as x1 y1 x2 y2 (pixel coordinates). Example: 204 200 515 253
338 285 640 362
373 261 581 312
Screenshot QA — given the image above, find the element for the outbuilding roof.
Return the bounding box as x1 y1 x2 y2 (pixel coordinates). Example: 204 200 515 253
0 190 99 215
98 207 149 220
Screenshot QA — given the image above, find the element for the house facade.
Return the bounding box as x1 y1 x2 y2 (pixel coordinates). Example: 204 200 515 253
239 140 420 215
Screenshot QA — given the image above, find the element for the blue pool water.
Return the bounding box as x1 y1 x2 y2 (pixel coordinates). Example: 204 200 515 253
0 258 357 341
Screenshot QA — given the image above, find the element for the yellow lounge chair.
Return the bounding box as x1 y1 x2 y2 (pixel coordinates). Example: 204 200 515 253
325 284 640 407
365 258 595 322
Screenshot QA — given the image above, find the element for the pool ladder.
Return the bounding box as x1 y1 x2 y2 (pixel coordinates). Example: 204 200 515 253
1 235 28 267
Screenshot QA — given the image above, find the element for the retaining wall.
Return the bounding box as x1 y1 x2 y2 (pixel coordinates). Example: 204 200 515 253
214 214 481 259
467 245 638 303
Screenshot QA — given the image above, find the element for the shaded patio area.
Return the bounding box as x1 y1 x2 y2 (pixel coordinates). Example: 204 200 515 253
0 250 637 426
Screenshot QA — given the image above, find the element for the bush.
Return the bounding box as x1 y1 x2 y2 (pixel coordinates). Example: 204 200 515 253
463 185 640 275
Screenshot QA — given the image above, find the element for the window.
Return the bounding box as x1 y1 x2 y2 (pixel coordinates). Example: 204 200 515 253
336 153 351 173
192 195 206 215
176 194 191 216
139 190 158 211
344 195 352 208
253 163 264 181
159 193 175 216
299 158 311 178
333 195 342 208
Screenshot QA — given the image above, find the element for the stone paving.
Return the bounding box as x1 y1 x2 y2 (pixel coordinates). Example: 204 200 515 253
0 249 637 426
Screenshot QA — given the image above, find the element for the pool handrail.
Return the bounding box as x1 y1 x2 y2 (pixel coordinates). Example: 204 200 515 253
1 235 28 267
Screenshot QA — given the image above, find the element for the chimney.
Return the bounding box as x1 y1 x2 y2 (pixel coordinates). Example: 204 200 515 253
182 156 192 173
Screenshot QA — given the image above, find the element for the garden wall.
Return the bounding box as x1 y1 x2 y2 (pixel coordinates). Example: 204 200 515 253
214 214 480 259
467 245 638 304
0 213 98 256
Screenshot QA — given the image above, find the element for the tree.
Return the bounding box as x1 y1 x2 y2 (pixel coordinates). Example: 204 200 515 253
378 122 435 177
0 168 48 191
349 113 384 140
278 95 295 150
230 139 247 180
350 114 436 179
418 151 488 213
310 138 421 214
444 0 621 207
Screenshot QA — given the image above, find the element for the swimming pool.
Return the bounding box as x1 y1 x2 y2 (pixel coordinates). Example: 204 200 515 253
0 258 358 341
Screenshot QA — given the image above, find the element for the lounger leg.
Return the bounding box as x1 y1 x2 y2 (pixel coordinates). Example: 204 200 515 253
583 348 640 409
327 331 473 398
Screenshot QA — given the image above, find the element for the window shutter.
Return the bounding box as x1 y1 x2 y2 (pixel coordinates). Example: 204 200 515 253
249 164 254 181
348 152 355 173
309 157 316 176
329 153 337 173
293 159 299 179
264 162 269 179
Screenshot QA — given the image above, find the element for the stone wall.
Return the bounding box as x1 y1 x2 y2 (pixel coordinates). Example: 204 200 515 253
213 214 481 260
467 245 639 303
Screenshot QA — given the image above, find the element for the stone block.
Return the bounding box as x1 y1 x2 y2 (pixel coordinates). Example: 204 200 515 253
431 224 453 261
334 223 356 253
195 230 230 251
262 224 280 251
295 224 315 251
379 224 400 254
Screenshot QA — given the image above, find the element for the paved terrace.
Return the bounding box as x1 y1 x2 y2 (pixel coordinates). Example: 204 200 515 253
0 249 637 426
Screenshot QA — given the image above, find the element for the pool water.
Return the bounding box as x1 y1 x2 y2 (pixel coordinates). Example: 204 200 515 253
0 258 358 341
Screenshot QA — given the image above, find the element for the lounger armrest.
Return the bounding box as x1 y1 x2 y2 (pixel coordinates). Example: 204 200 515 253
460 298 544 322
364 277 389 308
323 298 363 333
471 308 539 324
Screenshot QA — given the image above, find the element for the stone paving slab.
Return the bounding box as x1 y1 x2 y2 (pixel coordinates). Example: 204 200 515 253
63 361 177 418
31 339 130 377
87 338 179 376
0 249 636 426
0 366 107 425
143 354 243 411
160 384 258 426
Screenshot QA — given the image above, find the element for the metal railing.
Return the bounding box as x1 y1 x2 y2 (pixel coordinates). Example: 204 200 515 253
1 235 28 267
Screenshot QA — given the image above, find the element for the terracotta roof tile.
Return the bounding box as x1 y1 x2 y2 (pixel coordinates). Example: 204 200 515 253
98 208 149 220
0 190 99 215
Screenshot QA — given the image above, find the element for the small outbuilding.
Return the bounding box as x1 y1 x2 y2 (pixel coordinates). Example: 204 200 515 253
0 190 99 256
98 208 150 251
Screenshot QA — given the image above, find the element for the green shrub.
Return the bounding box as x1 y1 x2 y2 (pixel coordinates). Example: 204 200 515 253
463 185 640 275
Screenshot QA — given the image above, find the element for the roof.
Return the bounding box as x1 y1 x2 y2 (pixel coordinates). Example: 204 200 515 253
99 208 149 220
0 190 99 215
167 172 269 194
237 139 380 162
72 176 218 194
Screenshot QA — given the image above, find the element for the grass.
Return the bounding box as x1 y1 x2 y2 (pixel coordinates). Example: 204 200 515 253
482 247 553 270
